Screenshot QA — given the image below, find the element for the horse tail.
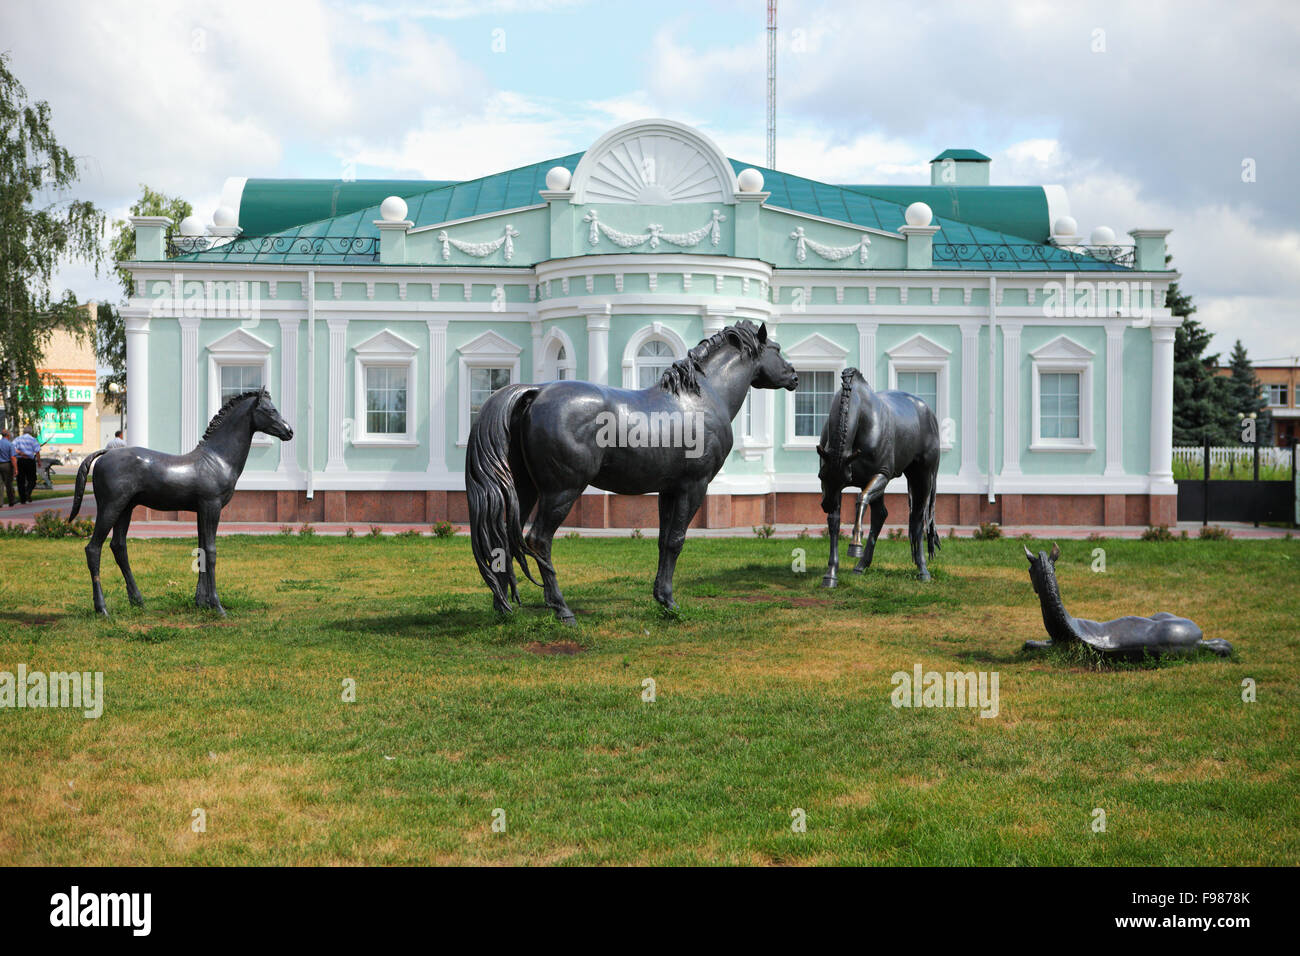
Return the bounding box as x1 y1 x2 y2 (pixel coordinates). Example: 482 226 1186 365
926 472 941 558
466 384 542 613
830 367 858 457
68 450 105 522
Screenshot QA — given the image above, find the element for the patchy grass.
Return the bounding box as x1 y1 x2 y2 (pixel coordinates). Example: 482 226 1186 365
0 534 1296 865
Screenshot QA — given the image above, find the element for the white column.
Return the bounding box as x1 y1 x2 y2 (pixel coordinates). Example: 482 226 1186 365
958 321 981 482
124 312 151 449
427 318 448 474
585 307 610 384
1104 324 1125 476
277 317 300 476
1001 321 1023 476
179 316 200 451
530 320 544 382
325 317 347 472
857 320 877 384
1148 323 1176 484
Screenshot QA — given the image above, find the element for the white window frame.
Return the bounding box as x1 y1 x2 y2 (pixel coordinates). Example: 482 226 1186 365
353 329 419 447
886 333 953 451
1266 383 1287 408
1029 335 1095 452
621 322 689 389
540 327 577 381
457 329 523 446
782 332 849 449
205 327 273 446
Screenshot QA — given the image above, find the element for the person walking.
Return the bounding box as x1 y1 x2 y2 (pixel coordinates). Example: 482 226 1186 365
12 427 40 505
0 429 15 507
105 429 126 449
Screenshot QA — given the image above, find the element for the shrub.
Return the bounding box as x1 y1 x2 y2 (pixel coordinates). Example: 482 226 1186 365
946 526 958 539
563 531 581 540
395 528 423 538
298 523 316 536
32 510 70 538
1198 525 1232 540
431 520 455 538
1141 525 1176 542
630 528 644 539
0 522 30 538
368 525 383 537
278 525 294 535
887 527 906 540
753 524 775 538
68 517 94 538
1086 531 1105 542
972 522 1002 540
796 527 812 540
344 527 356 538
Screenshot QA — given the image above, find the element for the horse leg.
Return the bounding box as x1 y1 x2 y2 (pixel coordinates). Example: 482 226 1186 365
110 506 144 607
85 505 118 616
820 484 843 588
906 468 935 581
854 498 888 573
525 487 582 623
653 482 707 611
195 503 225 616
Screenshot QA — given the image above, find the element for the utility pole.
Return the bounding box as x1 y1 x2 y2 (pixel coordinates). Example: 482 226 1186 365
767 0 777 169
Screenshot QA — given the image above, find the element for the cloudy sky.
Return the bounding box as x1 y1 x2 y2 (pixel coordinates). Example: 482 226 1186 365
5 0 1298 361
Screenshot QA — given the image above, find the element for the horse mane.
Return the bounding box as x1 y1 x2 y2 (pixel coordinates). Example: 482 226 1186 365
827 367 864 457
201 388 265 442
658 321 766 396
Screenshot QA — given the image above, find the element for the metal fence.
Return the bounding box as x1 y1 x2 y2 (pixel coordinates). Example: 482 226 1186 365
1173 445 1293 472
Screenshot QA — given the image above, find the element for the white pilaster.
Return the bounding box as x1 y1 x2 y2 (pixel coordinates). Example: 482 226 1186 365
1149 323 1176 485
584 307 611 384
530 320 544 382
857 321 878 384
179 316 200 451
325 317 347 471
958 321 981 481
1104 324 1125 476
124 312 151 449
1001 321 1023 476
277 317 300 475
427 318 448 473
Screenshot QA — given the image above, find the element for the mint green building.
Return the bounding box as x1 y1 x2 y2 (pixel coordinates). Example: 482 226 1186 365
122 118 1179 528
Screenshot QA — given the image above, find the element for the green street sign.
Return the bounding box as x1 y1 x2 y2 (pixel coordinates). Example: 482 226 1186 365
38 405 84 444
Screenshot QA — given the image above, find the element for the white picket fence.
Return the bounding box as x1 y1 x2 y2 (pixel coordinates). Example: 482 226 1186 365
1173 445 1293 472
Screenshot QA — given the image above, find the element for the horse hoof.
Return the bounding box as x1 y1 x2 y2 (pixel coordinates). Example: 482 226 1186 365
821 575 837 589
852 566 866 575
558 613 577 626
916 571 931 582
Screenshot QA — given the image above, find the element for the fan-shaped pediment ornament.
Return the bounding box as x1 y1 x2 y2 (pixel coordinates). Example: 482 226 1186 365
571 119 737 205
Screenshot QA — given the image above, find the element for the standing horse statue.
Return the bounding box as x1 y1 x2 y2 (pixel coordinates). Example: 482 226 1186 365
467 320 798 623
68 389 293 617
1022 543 1231 659
817 368 941 586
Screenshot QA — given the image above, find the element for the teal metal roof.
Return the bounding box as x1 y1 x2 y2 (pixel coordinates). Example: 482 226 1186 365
173 151 1127 271
931 149 991 162
237 179 455 237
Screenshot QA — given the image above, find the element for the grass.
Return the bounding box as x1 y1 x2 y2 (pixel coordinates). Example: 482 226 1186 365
0 534 1296 866
1172 459 1294 481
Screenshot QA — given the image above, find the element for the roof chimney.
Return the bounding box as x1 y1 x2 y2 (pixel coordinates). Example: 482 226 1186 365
930 149 991 186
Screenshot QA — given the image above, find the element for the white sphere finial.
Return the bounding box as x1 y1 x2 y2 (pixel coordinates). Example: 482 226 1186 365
179 215 206 237
737 168 764 193
212 205 237 229
545 166 572 191
1054 216 1077 237
380 196 408 223
1090 225 1116 246
904 201 933 227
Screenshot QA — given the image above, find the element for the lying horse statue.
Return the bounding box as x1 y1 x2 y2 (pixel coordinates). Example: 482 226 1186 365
467 320 798 623
69 389 293 616
817 368 941 586
1022 543 1231 659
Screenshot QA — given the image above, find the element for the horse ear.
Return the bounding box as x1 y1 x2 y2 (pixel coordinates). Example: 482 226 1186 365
1023 544 1036 563
1049 542 1060 564
757 322 768 344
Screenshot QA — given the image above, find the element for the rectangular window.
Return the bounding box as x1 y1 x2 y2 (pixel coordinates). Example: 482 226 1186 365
469 366 512 424
794 369 836 437
896 370 938 410
1267 384 1288 407
365 365 408 435
219 363 263 401
1039 372 1080 440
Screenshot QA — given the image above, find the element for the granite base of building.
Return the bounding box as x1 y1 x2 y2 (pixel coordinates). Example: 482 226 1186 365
145 490 1178 529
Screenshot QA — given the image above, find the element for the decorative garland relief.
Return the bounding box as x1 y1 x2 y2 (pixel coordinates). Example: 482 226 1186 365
439 224 520 261
583 209 726 250
790 226 870 265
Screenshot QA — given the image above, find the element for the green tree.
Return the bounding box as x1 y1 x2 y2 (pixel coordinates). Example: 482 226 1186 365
1224 338 1272 445
98 186 192 412
0 52 104 431
1167 255 1235 445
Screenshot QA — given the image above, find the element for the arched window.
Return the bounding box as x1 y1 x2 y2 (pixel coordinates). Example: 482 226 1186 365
636 339 675 389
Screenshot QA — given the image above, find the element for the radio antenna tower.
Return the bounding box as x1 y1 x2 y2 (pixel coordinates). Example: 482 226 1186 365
767 0 776 169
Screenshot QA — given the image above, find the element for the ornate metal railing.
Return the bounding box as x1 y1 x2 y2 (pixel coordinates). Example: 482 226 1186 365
168 235 381 260
933 242 1134 268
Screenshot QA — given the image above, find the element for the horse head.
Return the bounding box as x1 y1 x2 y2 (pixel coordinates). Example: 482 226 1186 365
1022 541 1061 596
749 323 799 391
250 390 294 441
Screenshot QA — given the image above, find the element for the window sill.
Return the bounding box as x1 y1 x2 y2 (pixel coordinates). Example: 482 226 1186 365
783 440 822 451
351 438 419 448
1029 441 1096 453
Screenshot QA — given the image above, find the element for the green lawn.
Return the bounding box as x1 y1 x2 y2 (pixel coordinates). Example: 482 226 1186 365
0 534 1296 865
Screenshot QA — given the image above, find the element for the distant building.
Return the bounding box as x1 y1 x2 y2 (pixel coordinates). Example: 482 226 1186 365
1217 362 1299 446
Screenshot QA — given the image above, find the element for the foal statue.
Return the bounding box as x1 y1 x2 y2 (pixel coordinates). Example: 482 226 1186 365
817 368 941 586
69 389 293 616
1022 543 1232 659
467 320 798 623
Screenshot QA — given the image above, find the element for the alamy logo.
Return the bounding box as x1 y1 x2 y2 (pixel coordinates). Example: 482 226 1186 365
890 664 999 718
0 666 103 719
50 886 151 936
594 406 705 458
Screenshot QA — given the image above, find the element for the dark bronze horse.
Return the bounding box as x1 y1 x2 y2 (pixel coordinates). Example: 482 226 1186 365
467 320 798 622
69 389 293 616
817 368 941 586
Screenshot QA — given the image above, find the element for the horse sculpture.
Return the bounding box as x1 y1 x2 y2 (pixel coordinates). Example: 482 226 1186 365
1022 543 1231 659
817 368 941 587
467 319 798 623
69 389 293 617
